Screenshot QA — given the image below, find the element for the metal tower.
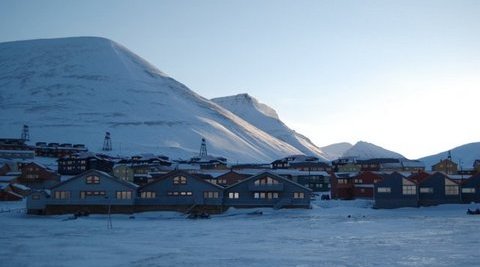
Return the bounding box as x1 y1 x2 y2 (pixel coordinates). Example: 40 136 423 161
199 138 208 157
21 125 30 141
102 132 112 151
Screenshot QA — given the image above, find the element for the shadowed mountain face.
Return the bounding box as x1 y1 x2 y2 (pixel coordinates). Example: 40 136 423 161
0 37 305 162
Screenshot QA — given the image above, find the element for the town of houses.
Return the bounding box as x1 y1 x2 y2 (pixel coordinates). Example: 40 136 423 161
1 132 480 217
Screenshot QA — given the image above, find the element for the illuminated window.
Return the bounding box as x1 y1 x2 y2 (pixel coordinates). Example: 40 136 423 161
294 192 305 199
204 191 219 198
228 192 239 199
116 191 132 199
420 187 433 193
54 191 70 199
462 188 475 193
86 176 100 184
173 176 187 184
445 185 459 195
402 185 416 195
377 187 391 193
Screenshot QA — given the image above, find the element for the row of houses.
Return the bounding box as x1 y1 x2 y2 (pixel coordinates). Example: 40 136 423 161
27 170 312 215
374 172 480 208
0 138 88 159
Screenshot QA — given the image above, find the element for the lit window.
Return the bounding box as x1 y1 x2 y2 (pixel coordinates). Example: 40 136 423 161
445 185 459 195
141 191 157 198
228 192 239 199
402 185 416 195
462 188 475 193
294 192 305 199
420 187 433 193
173 176 187 184
377 187 391 193
116 191 132 199
204 191 219 198
54 191 70 199
86 176 100 184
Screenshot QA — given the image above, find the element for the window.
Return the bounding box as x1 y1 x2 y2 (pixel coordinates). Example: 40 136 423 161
462 188 475 193
377 187 391 193
294 192 305 199
54 191 70 199
141 191 157 198
204 191 219 199
402 185 416 195
86 175 100 184
116 191 132 199
80 191 106 199
338 179 348 184
254 177 279 185
32 195 40 200
228 192 239 199
354 179 363 184
167 191 192 196
420 187 433 193
445 185 459 195
254 192 279 199
173 176 187 185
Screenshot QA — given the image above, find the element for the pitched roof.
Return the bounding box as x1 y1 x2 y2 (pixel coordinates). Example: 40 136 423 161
139 170 224 190
50 169 137 190
225 171 312 192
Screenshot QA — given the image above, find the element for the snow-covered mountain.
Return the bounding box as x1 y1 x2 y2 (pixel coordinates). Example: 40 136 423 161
320 142 353 161
342 141 404 159
0 37 306 163
419 142 480 170
212 94 329 161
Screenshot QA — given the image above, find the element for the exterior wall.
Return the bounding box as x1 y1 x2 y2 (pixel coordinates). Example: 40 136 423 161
419 173 461 206
461 174 480 203
224 172 311 208
337 164 361 173
330 174 355 200
26 191 49 214
374 175 418 209
47 170 137 210
137 172 224 208
0 150 35 160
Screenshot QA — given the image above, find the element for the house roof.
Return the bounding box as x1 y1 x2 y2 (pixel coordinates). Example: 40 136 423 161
50 169 138 190
224 171 313 192
139 170 225 190
419 172 459 185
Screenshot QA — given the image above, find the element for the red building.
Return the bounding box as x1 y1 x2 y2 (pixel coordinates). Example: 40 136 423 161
18 162 60 189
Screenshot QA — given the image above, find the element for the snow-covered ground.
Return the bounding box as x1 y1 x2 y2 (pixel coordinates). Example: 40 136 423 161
1 199 479 267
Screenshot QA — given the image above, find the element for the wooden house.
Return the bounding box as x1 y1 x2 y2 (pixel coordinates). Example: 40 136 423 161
211 170 250 187
136 171 225 213
352 171 383 199
461 173 480 203
295 173 330 192
0 183 23 201
330 173 355 200
432 159 458 175
113 164 135 182
337 163 361 173
418 172 461 206
357 158 399 172
224 172 312 209
57 152 114 175
18 162 60 189
27 169 137 215
374 172 418 209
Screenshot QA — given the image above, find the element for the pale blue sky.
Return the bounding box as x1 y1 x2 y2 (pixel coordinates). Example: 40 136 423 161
1 0 479 159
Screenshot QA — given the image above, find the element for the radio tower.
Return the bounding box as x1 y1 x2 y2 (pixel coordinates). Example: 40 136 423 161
199 138 208 157
21 125 30 141
102 132 112 151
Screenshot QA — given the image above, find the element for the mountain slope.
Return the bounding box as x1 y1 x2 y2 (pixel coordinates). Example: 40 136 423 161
320 142 353 161
342 141 404 159
212 94 329 161
419 142 480 170
0 37 304 162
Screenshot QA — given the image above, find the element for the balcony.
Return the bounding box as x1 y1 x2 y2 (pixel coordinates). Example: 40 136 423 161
248 183 284 192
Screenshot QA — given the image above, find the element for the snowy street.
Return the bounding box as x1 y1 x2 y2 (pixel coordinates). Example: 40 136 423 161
1 200 479 267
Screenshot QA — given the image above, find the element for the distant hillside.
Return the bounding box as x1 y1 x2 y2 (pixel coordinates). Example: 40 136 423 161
419 142 480 170
320 142 353 161
342 141 404 159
